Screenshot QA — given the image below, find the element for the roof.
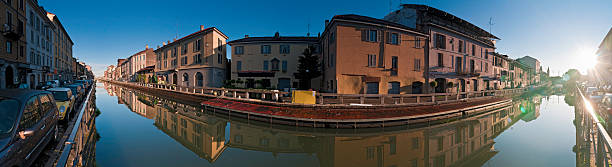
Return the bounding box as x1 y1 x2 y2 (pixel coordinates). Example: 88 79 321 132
598 27 612 53
328 14 427 36
399 4 499 39
0 89 49 102
228 36 318 45
156 27 228 51
47 88 71 92
46 12 73 44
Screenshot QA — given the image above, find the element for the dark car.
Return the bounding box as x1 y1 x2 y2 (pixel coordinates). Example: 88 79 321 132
74 80 89 89
65 84 83 102
35 82 52 90
0 89 59 167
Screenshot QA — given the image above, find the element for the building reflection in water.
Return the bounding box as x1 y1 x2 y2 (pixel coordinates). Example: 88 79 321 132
103 83 544 167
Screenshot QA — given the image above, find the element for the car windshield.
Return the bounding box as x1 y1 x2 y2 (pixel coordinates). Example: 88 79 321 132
52 91 70 101
0 98 20 137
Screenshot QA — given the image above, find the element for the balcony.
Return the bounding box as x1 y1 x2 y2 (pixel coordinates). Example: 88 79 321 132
2 24 22 41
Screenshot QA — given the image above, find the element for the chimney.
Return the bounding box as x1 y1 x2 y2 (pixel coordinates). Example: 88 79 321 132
274 32 280 38
167 40 170 44
200 25 205 31
157 45 160 49
146 45 149 49
162 42 166 45
173 38 176 42
245 35 249 38
325 20 329 27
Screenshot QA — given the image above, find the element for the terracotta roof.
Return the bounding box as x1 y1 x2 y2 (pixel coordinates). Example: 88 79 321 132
333 14 424 33
228 36 318 45
156 27 228 51
399 4 499 39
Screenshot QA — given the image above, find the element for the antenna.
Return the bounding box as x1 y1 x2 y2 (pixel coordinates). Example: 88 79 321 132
307 18 311 37
488 17 495 35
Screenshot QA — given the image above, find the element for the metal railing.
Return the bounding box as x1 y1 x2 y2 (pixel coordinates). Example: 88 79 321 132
577 86 612 166
104 79 548 106
55 82 97 167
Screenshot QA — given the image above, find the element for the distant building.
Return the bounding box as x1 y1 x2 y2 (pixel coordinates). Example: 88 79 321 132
154 26 228 88
320 14 428 94
385 4 499 93
47 12 74 81
228 33 318 90
516 56 541 84
129 47 155 81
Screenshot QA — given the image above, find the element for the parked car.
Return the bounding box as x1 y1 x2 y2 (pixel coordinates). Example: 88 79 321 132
0 89 59 167
74 80 89 89
65 84 83 102
47 88 75 122
586 87 598 95
49 80 60 88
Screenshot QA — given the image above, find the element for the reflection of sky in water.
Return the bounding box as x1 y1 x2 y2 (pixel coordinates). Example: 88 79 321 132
95 83 576 167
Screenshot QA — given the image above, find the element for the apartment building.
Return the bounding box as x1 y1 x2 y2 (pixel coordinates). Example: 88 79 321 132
155 26 228 88
320 14 428 94
492 53 511 89
516 56 541 84
24 0 54 88
228 33 318 90
47 12 74 81
0 0 27 89
384 4 498 93
129 47 155 81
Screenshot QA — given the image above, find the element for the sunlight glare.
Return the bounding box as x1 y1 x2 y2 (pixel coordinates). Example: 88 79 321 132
575 46 598 74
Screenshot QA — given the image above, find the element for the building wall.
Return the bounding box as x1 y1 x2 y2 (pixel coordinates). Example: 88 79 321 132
25 0 54 88
230 39 315 90
155 27 227 88
428 26 496 93
323 21 427 94
0 0 27 88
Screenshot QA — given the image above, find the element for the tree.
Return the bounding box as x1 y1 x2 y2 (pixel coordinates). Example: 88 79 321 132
295 46 321 90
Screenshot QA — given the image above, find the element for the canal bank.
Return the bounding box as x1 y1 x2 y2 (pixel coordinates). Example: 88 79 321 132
98 79 547 128
95 82 577 167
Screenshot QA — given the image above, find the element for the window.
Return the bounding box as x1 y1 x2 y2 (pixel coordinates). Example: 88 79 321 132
6 41 11 53
368 30 377 42
236 61 242 71
329 32 335 44
6 11 12 26
367 54 376 67
234 46 244 55
182 73 189 82
458 40 464 53
366 147 375 160
485 49 488 59
182 43 188 55
217 54 222 64
435 34 446 49
412 137 419 149
181 56 187 65
217 38 222 51
263 60 269 70
414 59 421 71
19 97 40 130
281 60 287 72
389 33 399 45
415 37 421 48
193 39 202 52
437 53 443 67
271 59 280 71
391 56 398 76
172 47 177 57
279 45 290 54
472 44 475 56
388 82 400 94
261 45 271 54
193 54 202 64
485 63 489 72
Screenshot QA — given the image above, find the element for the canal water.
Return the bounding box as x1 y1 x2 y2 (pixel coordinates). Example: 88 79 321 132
94 82 577 167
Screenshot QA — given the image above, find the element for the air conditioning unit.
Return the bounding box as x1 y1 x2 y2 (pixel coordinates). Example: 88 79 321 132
3 24 9 32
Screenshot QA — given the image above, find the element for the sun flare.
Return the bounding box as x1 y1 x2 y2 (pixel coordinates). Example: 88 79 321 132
575 46 598 73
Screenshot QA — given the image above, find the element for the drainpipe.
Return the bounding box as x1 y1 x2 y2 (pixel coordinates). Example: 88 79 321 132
424 31 431 94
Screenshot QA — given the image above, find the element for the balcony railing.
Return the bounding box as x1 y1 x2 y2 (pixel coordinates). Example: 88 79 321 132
1 23 22 40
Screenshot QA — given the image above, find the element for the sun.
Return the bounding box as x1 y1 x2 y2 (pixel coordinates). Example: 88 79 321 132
575 46 598 73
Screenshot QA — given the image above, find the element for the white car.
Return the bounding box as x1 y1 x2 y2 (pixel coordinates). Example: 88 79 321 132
586 87 598 95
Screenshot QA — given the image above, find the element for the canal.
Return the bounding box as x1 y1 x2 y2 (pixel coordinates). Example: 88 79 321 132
93 82 578 167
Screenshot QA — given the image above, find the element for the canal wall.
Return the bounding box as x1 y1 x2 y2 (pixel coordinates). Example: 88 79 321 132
99 80 539 128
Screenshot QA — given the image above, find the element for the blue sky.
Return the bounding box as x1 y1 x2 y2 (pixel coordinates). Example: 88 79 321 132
39 0 612 76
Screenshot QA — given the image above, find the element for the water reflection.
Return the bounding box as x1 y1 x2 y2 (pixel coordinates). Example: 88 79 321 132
101 82 549 167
